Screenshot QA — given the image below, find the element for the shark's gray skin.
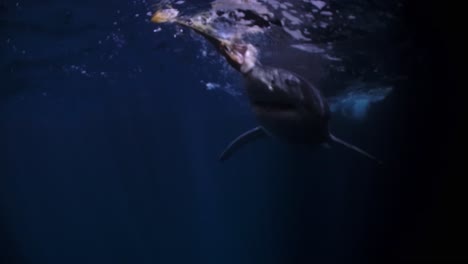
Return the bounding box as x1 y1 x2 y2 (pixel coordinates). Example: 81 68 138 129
173 16 382 164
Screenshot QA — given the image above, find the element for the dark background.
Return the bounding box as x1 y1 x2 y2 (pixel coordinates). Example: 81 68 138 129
1 0 465 263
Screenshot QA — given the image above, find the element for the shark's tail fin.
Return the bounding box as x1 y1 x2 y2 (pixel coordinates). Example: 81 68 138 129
329 134 383 165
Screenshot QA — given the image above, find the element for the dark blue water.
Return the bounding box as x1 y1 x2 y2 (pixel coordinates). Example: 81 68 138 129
1 1 464 264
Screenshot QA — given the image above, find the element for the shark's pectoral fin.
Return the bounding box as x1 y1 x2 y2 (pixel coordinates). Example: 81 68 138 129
219 126 267 161
329 133 383 165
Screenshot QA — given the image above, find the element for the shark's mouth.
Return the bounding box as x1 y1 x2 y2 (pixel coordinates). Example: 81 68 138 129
252 100 297 112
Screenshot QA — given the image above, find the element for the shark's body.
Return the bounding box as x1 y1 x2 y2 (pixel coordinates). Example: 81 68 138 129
218 55 381 164
218 64 331 160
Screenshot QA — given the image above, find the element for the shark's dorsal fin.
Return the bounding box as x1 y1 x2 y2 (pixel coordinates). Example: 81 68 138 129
219 126 267 161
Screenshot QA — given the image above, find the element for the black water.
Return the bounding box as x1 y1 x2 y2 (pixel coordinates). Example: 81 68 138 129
1 1 464 263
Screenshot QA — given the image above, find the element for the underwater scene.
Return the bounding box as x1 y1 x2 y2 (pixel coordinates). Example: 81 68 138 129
1 0 464 263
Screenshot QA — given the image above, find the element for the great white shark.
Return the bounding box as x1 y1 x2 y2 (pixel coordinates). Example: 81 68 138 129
152 8 382 165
